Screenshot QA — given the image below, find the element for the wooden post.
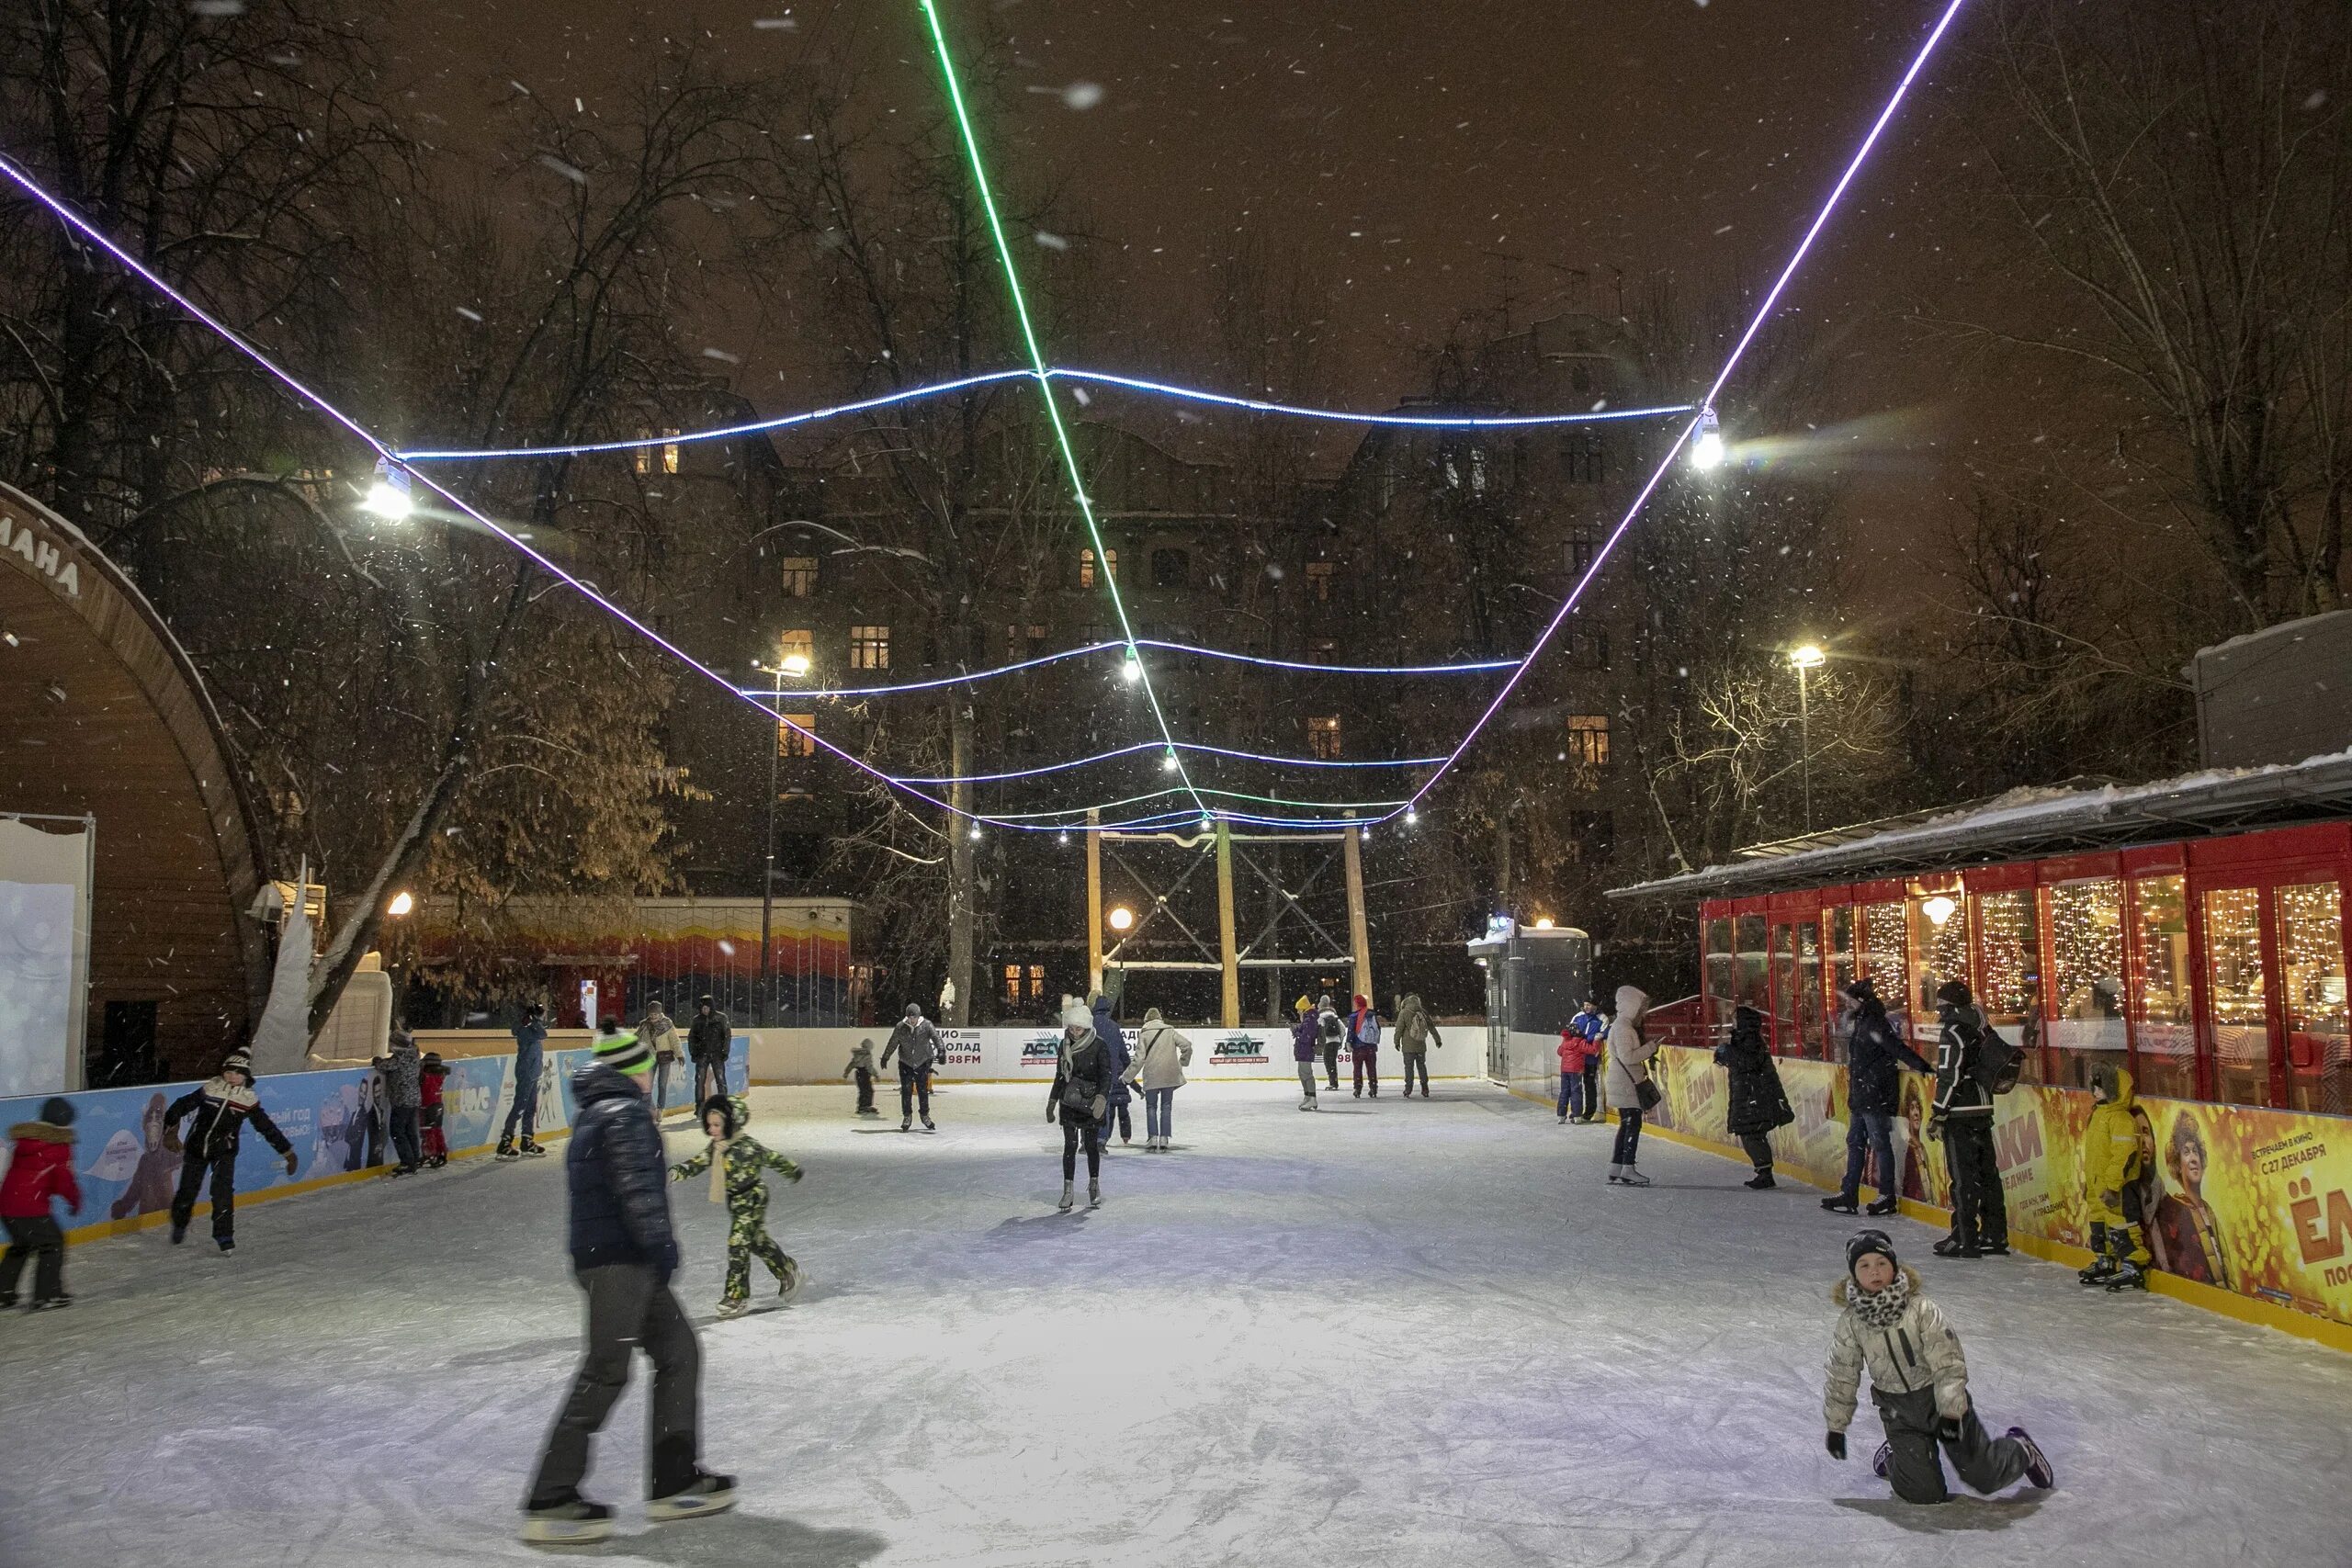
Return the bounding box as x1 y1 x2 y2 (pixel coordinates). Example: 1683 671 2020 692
1085 807 1104 999
1216 819 1241 1027
1343 818 1373 1006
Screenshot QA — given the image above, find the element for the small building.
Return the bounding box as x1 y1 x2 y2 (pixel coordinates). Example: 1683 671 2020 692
1465 918 1591 1089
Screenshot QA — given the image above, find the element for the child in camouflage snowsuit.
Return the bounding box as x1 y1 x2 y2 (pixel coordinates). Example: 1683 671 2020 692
670 1094 802 1318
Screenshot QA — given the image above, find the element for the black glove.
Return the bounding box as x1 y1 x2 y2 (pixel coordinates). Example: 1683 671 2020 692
654 1241 679 1289
1826 1431 1847 1461
1937 1415 1964 1444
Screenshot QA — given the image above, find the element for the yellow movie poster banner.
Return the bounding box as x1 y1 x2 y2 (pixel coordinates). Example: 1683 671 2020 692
1643 1044 2352 1329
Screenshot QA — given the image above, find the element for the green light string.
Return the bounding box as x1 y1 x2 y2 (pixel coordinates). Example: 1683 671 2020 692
912 0 1211 824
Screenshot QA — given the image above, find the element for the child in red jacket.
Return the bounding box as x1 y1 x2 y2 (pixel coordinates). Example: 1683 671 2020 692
419 1052 451 1169
1556 1028 1595 1124
1 1097 84 1310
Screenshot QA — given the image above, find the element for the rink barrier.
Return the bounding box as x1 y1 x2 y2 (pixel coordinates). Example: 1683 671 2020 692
0 1037 750 1250
741 1023 1482 1086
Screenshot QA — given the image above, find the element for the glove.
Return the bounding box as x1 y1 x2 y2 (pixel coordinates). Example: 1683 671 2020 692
284 1151 299 1177
1091 1095 1107 1122
1937 1416 1964 1444
1046 1103 1059 1123
654 1241 679 1288
163 1126 183 1155
1825 1431 1847 1461
1926 1113 1946 1141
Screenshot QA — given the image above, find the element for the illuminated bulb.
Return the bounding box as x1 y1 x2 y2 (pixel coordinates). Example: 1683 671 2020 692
1198 816 1214 831
1790 643 1826 671
1534 916 1555 931
1108 906 1136 932
780 652 811 677
1160 749 1178 772
1922 895 1958 928
1057 831 1071 845
1404 808 1419 825
1689 408 1725 472
968 825 983 841
1121 649 1143 683
386 890 414 918
362 478 413 520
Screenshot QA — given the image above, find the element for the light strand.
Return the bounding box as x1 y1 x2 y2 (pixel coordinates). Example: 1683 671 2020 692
736 637 1520 700
861 739 1448 786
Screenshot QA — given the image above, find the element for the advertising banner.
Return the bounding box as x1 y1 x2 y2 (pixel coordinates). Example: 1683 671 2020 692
1640 1043 2352 1329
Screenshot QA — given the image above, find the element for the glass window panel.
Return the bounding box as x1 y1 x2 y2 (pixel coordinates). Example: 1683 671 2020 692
2202 886 2272 1108
2130 875 2196 1099
1825 905 1856 1063
1703 918 1736 1040
1795 919 1825 1060
1859 902 1907 1025
2278 881 2347 1116
1905 892 1969 1047
1735 914 1770 1016
1770 922 1800 1057
2044 878 2126 1089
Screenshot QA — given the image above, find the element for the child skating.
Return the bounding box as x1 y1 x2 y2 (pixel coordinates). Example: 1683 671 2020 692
1 1098 83 1309
842 1039 880 1116
669 1094 803 1319
419 1051 451 1168
1823 1229 2054 1505
164 1051 298 1252
2079 1065 2152 1290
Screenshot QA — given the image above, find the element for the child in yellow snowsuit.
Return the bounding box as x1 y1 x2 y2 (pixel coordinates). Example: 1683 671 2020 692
2079 1064 2150 1291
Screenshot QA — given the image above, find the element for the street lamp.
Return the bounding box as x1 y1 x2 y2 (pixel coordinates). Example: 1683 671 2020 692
1790 643 1826 830
754 649 809 1023
1690 408 1726 473
1107 906 1136 932
361 459 413 520
386 890 414 918
1121 647 1144 683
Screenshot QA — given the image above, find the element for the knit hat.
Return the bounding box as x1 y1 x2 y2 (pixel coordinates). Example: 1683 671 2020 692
1295 995 1312 1015
1935 978 1973 1010
905 1002 922 1019
1060 998 1092 1031
594 1031 654 1077
39 1096 74 1128
1846 1228 1898 1280
221 1051 254 1081
422 1052 444 1068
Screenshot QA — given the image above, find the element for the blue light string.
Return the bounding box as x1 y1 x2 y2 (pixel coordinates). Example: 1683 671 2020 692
737 638 1520 702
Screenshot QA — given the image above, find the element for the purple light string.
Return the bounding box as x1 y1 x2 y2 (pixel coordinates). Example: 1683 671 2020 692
1395 0 1973 826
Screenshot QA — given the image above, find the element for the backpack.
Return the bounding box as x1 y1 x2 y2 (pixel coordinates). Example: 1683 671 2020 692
1968 1017 2024 1096
1317 1010 1345 1048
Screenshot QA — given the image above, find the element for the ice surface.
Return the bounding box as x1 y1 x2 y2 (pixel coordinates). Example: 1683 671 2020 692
6 1081 2350 1566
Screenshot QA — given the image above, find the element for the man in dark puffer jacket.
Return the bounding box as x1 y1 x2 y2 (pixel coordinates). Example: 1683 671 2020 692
522 1032 734 1544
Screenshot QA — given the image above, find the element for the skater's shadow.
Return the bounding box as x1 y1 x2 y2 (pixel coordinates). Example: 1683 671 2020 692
1831 1496 2043 1533
989 1211 1092 1237
584 1511 887 1565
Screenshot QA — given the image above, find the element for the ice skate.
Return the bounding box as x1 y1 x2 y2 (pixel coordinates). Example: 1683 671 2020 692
2007 1427 2056 1489
777 1260 804 1301
1087 1179 1102 1209
519 1139 548 1158
2078 1254 2118 1286
1820 1195 1859 1214
1744 1170 1776 1190
1864 1194 1900 1216
900 1115 912 1133
715 1299 748 1321
1615 1167 1652 1188
1932 1235 1981 1258
495 1138 518 1162
216 1236 235 1253
648 1470 737 1524
169 1219 188 1244
1058 1181 1075 1213
1298 1097 1315 1111
1606 1164 1622 1183
2106 1258 2149 1292
921 1115 936 1133
1981 1239 2011 1256
28 1295 71 1311
1871 1440 1891 1479
520 1493 614 1545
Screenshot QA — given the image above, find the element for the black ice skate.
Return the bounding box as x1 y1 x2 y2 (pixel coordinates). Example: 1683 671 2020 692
1931 1235 1981 1259
648 1470 737 1524
169 1219 188 1244
2007 1427 2056 1489
2105 1258 2149 1292
495 1138 518 1161
1865 1195 1900 1216
2077 1254 2118 1287
519 1139 548 1157
216 1236 235 1253
1744 1170 1776 1190
1820 1195 1860 1214
520 1493 614 1545
900 1115 912 1133
29 1296 71 1311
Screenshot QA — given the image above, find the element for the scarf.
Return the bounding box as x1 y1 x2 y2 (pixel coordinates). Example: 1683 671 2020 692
1850 1273 1911 1328
707 1135 732 1204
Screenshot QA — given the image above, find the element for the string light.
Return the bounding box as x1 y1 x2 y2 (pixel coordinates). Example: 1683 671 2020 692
735 637 1519 702
876 739 1444 787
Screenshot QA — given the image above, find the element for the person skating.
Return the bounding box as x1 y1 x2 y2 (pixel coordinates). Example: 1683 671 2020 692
1125 1007 1193 1151
522 1030 731 1544
842 1039 880 1116
669 1094 803 1320
640 999 684 1118
1349 994 1383 1098
2078 1064 2152 1290
164 1052 298 1251
419 1051 451 1168
1603 986 1657 1186
1048 1000 1114 1211
1091 993 1136 1147
1 1098 82 1309
880 1003 943 1133
1717 1004 1795 1189
1823 1229 2054 1505
500 1002 549 1160
1822 979 1932 1216
373 1027 424 1176
686 995 732 1108
1393 992 1442 1098
1291 996 1322 1111
1555 1019 1594 1124
1929 980 2007 1258
1569 999 1607 1121
1317 993 1346 1090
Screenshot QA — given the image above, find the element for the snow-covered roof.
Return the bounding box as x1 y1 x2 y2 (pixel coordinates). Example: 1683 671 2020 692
1607 749 2352 903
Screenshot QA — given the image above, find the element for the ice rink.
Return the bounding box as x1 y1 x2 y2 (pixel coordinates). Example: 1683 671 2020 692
7 1078 2350 1566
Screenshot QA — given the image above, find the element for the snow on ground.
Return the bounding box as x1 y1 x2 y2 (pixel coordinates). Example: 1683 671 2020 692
6 1079 2350 1566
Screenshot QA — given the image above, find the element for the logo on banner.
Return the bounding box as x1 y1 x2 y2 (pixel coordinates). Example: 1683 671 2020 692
1211 1035 1267 1064
1021 1035 1062 1066
940 1029 982 1068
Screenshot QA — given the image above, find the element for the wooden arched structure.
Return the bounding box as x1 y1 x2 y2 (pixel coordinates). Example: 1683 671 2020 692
0 481 271 1080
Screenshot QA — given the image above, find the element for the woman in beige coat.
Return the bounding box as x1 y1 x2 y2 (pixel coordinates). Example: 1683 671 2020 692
1602 985 1657 1186
1125 1007 1194 1151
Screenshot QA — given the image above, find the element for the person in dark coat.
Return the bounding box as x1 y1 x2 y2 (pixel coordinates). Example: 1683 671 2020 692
165 1052 298 1251
1825 980 1932 1216
523 1031 731 1544
686 995 732 1108
1049 1001 1115 1212
373 1028 424 1175
1929 979 2007 1258
1716 1005 1795 1190
501 1002 550 1160
1090 994 1135 1147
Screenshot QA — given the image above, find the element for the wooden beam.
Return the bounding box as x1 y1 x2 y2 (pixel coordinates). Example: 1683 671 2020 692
1216 819 1240 1027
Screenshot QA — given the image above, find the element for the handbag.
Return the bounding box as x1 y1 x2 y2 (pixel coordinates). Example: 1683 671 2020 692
1635 1077 1663 1112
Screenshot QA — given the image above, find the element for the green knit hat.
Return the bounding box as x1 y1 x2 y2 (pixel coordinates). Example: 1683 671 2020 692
594 1031 653 1077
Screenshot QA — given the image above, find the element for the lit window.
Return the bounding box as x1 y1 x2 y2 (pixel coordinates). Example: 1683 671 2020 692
1080 547 1118 587
2044 878 2126 1090
662 429 682 475
777 714 817 758
1307 716 1342 759
781 557 817 596
1305 560 1335 602
1307 638 1338 666
1027 964 1046 1000
849 625 890 670
632 433 654 477
1566 714 1610 768
2204 886 2269 1106
1002 964 1023 1006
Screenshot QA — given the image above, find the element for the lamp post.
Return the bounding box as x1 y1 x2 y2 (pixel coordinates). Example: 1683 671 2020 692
754 650 811 1024
1790 643 1826 830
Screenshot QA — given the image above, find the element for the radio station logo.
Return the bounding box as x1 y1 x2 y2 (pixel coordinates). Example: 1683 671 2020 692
1021 1034 1063 1066
939 1029 983 1068
1211 1035 1268 1065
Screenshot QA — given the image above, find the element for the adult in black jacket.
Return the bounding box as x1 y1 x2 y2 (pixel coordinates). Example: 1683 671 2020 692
1047 1002 1114 1213
1716 1005 1795 1190
1930 979 2008 1258
1825 979 1932 1216
685 996 731 1107
165 1052 296 1251
524 1032 732 1545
